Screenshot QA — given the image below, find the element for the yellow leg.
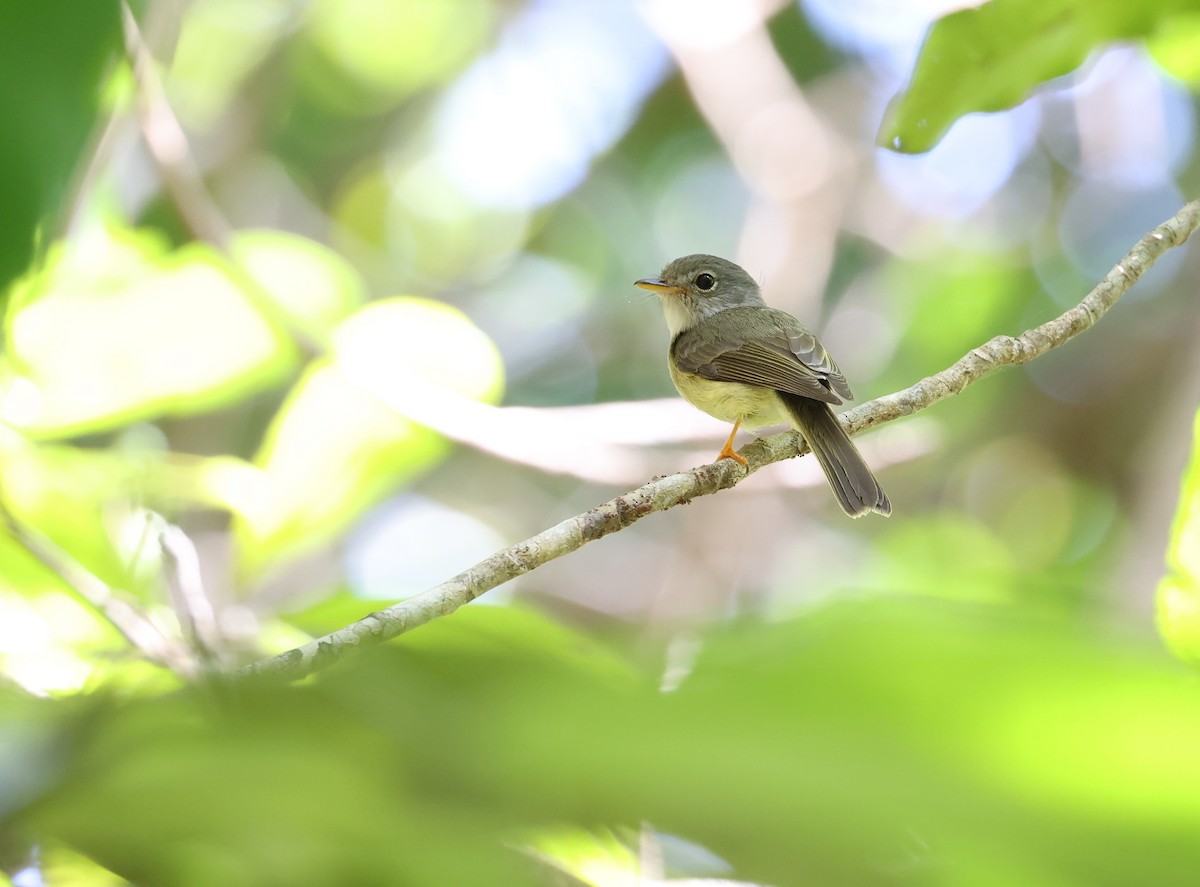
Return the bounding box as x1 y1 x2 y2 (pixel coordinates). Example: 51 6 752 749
716 418 748 466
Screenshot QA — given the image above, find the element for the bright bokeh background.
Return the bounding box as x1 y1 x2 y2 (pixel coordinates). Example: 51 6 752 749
2 0 1200 884
14 0 1186 643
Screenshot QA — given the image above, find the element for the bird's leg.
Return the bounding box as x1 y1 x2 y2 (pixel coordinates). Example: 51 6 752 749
716 418 748 466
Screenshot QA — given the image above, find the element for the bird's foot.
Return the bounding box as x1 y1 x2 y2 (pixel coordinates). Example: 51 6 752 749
715 444 749 467
715 417 748 466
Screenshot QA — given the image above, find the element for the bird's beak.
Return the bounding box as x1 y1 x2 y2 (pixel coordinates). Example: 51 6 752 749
634 277 683 296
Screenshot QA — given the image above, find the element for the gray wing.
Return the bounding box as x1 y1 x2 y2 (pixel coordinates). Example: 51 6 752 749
671 307 853 404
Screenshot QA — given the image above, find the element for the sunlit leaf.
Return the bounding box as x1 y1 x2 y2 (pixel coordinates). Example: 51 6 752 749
231 229 366 348
0 591 121 695
234 297 504 578
1158 410 1200 666
0 534 74 602
529 827 639 886
1147 12 1200 85
4 226 298 438
0 442 147 595
880 0 1200 153
0 432 261 597
37 843 130 887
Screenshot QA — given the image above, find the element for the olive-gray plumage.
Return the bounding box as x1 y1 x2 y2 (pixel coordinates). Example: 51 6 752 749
635 254 890 518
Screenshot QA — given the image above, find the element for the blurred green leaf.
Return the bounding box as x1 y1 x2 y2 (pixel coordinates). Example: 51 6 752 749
234 297 504 578
902 259 1028 371
170 0 291 125
866 515 1017 602
38 844 129 887
231 230 367 349
0 443 142 596
0 534 75 602
880 0 1200 153
880 255 1030 401
4 226 299 438
0 2 121 293
1157 410 1200 666
14 599 1200 886
1148 12 1200 84
297 0 495 114
529 826 639 885
0 588 135 696
395 604 639 686
25 693 538 886
0 434 260 598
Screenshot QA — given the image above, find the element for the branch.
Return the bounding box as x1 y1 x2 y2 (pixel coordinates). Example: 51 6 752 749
120 2 232 249
120 3 324 359
2 510 197 678
159 523 223 666
241 199 1200 682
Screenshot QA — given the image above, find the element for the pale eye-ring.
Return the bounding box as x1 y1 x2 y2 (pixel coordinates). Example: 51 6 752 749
694 272 716 291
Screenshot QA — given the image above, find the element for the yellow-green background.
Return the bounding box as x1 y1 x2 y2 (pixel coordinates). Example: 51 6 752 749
2 0 1200 884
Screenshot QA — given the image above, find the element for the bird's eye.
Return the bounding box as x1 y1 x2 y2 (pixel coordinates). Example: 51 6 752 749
695 273 716 291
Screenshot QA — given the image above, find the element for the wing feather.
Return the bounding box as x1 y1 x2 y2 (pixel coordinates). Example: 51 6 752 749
671 307 852 404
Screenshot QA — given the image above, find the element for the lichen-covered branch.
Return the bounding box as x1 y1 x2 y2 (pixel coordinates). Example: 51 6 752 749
837 203 1198 436
241 198 1200 682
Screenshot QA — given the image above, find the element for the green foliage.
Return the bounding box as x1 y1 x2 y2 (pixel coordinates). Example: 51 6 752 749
1 219 505 583
1157 411 1200 665
297 0 496 113
885 253 1031 381
5 225 300 438
1 0 1198 883
9 601 1200 886
231 230 368 348
1148 12 1200 84
881 0 1200 152
0 2 121 293
233 297 504 577
0 436 255 601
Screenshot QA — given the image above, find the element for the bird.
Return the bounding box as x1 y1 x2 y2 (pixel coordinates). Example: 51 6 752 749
635 254 891 518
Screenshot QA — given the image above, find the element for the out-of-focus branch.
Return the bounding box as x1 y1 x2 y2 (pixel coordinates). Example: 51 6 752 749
121 2 232 248
159 523 222 665
120 3 325 359
2 510 196 678
349 375 932 487
240 198 1200 682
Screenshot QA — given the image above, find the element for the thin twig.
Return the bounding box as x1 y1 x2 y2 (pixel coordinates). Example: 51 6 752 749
121 2 232 248
120 2 323 358
159 523 222 666
2 510 196 678
239 198 1200 681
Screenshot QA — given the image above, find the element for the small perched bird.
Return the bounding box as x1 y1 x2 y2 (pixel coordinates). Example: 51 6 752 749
636 254 891 518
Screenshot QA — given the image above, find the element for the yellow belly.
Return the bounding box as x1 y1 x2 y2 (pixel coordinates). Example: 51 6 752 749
669 362 787 429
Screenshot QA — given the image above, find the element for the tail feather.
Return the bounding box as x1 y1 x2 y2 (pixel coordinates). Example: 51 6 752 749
780 394 891 518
